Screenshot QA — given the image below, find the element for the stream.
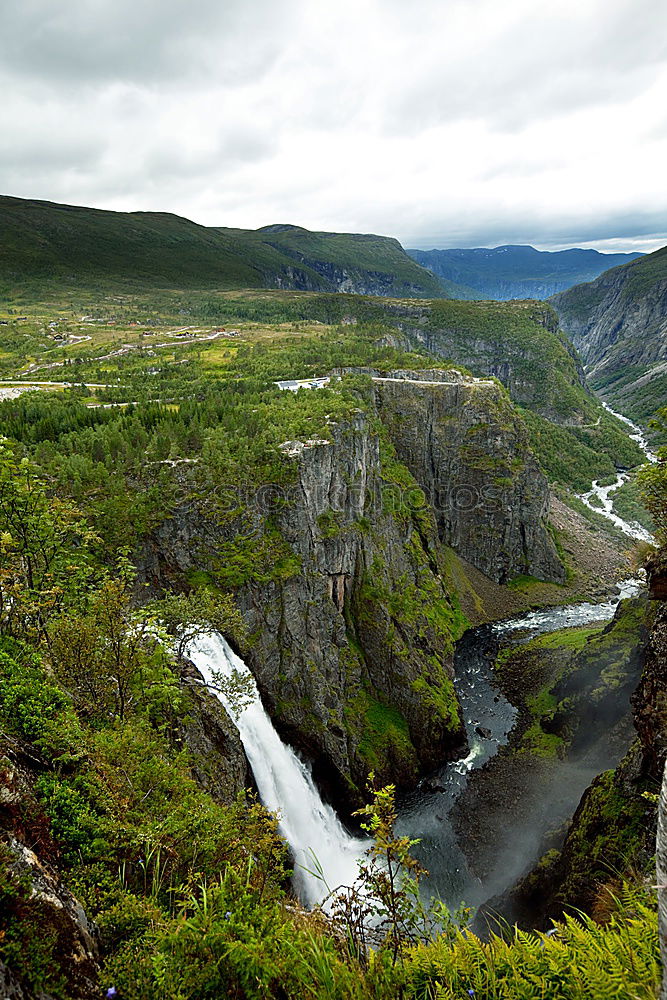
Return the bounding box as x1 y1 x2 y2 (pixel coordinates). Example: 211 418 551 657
577 403 657 542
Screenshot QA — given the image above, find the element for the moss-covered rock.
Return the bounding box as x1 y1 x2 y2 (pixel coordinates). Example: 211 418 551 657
509 595 661 924
141 369 562 810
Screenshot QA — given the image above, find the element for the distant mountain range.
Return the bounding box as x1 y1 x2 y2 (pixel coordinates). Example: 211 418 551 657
551 244 667 427
407 245 643 300
0 197 443 299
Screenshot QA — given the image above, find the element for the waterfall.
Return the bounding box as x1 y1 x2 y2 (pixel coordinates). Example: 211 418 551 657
185 631 368 907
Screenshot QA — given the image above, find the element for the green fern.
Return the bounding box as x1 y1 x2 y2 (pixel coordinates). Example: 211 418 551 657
405 883 660 1000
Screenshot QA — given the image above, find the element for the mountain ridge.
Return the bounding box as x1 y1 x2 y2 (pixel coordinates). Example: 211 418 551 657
407 244 643 300
0 194 444 299
551 244 667 428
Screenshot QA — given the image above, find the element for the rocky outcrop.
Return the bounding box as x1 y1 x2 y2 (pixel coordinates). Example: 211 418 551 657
373 371 564 583
508 577 665 924
258 226 444 297
178 660 253 803
632 598 667 778
0 744 100 999
372 302 592 424
273 260 431 298
552 252 667 376
141 370 562 810
231 406 469 809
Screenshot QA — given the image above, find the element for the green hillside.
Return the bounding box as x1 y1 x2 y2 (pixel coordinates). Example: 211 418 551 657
245 223 445 292
0 282 643 490
0 195 444 299
0 192 647 486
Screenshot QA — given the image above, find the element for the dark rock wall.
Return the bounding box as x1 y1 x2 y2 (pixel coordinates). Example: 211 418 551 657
552 265 667 379
512 568 667 923
140 371 562 808
373 373 564 583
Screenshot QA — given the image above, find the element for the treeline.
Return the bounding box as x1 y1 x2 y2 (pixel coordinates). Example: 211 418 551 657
0 376 365 556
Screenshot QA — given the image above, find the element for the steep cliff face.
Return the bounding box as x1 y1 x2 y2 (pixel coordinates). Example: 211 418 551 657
373 371 564 582
552 250 667 371
238 410 466 806
632 583 667 778
374 301 592 424
141 371 562 809
272 260 434 297
552 247 667 422
511 582 665 924
257 225 445 298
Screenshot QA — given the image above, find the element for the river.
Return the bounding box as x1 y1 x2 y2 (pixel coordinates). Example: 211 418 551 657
185 578 642 913
576 403 657 543
396 403 656 916
396 577 643 914
186 403 654 917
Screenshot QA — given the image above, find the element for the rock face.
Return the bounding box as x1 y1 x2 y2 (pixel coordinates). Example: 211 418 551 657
551 246 667 420
373 371 565 582
552 252 667 374
273 261 432 298
509 581 665 924
0 743 100 999
257 225 444 297
239 408 467 806
141 371 562 809
374 301 592 424
632 597 667 778
178 660 253 803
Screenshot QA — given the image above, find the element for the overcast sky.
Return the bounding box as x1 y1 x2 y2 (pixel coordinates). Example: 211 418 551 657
1 0 666 252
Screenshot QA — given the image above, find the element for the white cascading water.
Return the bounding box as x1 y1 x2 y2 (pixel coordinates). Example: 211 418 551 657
602 402 658 463
576 404 657 543
185 631 368 907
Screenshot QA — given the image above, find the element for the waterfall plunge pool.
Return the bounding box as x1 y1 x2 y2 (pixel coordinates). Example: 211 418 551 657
185 574 642 914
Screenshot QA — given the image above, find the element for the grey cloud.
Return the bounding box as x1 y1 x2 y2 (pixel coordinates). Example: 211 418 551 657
141 130 277 181
0 0 665 256
0 137 101 173
0 0 296 86
401 207 667 252
382 0 667 135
